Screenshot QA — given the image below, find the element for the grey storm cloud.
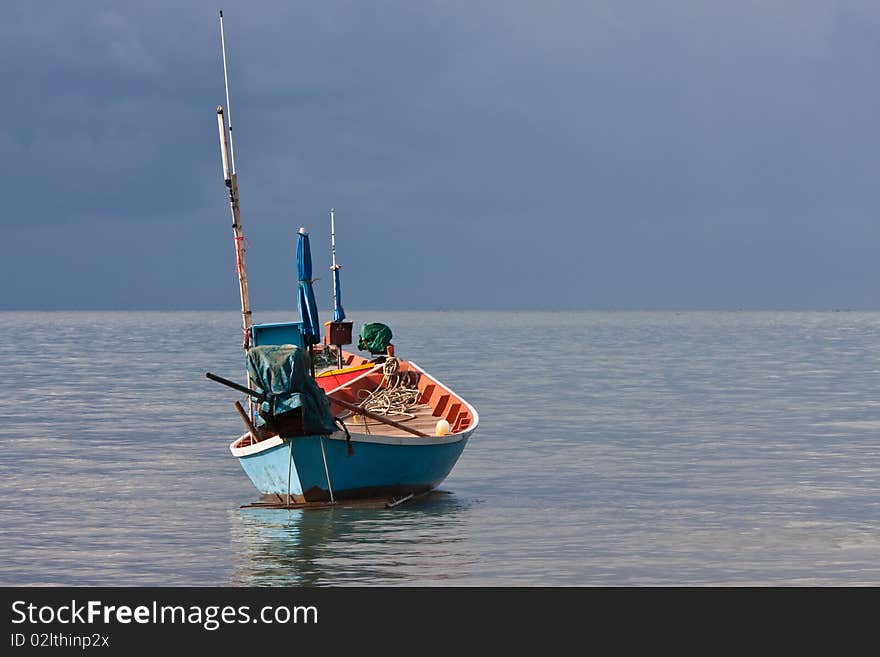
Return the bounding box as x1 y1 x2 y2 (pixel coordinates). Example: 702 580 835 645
2 0 879 310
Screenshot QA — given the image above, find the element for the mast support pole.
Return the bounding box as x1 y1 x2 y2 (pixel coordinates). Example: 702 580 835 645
217 13 253 351
217 11 255 420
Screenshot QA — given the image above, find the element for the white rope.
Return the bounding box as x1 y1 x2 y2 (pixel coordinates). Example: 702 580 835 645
356 357 428 421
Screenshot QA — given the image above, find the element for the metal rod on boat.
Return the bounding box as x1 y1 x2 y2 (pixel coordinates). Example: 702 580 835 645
287 440 293 508
319 437 335 504
330 208 343 370
219 10 237 175
330 208 339 306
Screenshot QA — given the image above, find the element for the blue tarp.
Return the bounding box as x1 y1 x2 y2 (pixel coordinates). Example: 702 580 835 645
246 344 337 435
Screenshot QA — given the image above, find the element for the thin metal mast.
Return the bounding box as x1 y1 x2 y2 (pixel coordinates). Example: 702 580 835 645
219 10 237 175
330 208 339 311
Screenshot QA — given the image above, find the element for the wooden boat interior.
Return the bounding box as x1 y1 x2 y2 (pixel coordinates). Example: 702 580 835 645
231 347 473 449
324 354 473 438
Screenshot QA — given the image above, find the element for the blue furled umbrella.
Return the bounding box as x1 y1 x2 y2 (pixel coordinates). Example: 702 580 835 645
331 267 345 322
296 227 320 346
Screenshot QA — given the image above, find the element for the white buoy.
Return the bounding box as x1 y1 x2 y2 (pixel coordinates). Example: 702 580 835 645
435 419 451 436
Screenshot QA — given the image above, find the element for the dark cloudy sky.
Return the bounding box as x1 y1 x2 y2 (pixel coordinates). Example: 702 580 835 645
3 1 879 310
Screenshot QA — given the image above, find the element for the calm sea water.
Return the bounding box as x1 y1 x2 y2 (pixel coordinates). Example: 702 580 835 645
1 310 878 586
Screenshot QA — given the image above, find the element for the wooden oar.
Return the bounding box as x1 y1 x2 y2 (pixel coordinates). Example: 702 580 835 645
234 400 263 443
326 395 429 438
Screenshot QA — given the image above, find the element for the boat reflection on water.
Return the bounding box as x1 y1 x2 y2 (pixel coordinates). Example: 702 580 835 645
227 493 476 586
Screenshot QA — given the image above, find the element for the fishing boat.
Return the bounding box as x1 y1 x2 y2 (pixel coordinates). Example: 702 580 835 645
207 12 478 507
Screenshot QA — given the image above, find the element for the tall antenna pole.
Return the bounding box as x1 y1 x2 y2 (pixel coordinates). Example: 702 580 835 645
217 11 252 353
328 208 348 369
330 208 339 311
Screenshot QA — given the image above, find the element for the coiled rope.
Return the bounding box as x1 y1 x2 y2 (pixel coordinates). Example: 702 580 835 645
357 357 427 421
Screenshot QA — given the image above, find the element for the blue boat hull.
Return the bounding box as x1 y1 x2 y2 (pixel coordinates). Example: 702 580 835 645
233 431 471 503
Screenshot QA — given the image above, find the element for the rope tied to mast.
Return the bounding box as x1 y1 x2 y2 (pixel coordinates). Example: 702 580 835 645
234 235 249 275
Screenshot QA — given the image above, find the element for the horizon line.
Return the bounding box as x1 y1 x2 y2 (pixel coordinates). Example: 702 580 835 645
0 308 876 313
